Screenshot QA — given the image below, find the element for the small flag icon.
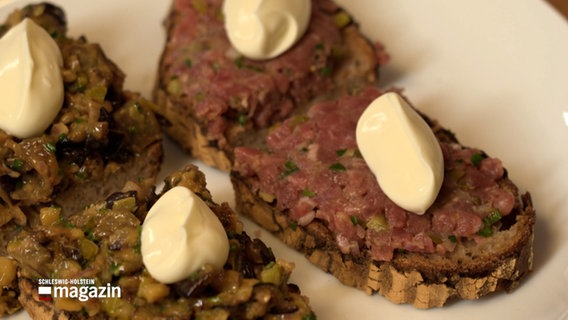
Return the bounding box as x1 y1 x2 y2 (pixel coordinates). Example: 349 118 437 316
38 286 52 301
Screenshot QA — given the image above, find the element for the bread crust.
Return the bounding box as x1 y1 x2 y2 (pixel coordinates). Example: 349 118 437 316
231 174 535 308
154 87 234 171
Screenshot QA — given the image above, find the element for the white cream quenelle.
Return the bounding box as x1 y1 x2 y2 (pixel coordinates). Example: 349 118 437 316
0 18 64 138
356 92 444 214
141 186 230 284
223 0 311 60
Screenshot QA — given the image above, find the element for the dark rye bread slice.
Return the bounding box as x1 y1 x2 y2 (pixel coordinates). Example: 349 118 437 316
153 0 381 171
11 164 315 320
230 88 536 308
0 4 162 315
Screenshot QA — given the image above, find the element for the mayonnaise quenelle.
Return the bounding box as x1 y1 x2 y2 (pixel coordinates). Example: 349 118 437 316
223 0 311 60
356 92 444 214
141 186 230 284
0 18 64 138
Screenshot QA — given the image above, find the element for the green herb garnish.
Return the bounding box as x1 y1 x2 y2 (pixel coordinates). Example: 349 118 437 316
478 209 502 237
109 262 120 276
44 143 56 154
234 57 244 68
350 215 360 225
280 161 299 178
58 214 75 229
320 65 332 76
470 152 486 166
237 112 247 126
289 221 298 231
234 57 264 72
301 188 316 197
302 313 317 320
9 159 24 171
329 163 346 171
484 209 502 225
75 170 88 180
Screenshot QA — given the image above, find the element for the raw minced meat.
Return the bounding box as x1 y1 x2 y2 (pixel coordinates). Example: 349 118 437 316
234 87 517 261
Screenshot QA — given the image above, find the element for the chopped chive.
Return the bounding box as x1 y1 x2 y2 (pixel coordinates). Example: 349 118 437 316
263 261 276 270
301 188 316 197
234 56 264 72
478 225 493 237
280 161 299 178
329 163 346 171
44 143 56 154
85 228 96 241
289 221 298 231
184 58 192 68
350 215 360 225
320 65 332 76
234 57 244 68
109 262 120 275
483 209 502 226
470 152 486 166
478 209 502 237
448 235 457 243
237 112 247 126
336 149 347 157
58 215 75 228
290 115 309 126
302 313 317 320
9 159 24 171
207 296 222 304
133 241 141 254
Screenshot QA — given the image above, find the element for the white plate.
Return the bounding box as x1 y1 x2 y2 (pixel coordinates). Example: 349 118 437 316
2 1 568 319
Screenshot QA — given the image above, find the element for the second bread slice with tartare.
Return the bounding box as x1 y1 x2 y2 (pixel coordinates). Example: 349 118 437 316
230 87 535 308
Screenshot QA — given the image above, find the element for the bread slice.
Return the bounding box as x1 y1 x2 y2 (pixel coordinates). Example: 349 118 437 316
9 164 315 319
153 0 381 171
0 4 162 315
230 87 535 308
